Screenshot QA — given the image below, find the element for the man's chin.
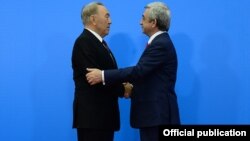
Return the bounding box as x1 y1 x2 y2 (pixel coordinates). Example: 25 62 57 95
102 33 109 37
105 31 110 35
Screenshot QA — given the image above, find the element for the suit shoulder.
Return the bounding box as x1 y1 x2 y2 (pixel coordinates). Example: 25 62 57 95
74 33 90 44
153 34 173 46
155 33 171 42
73 33 94 49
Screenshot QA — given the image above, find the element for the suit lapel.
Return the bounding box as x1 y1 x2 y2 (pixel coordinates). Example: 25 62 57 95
83 29 118 68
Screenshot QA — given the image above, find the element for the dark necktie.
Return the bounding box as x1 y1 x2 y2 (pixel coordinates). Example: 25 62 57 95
102 40 110 51
102 40 116 66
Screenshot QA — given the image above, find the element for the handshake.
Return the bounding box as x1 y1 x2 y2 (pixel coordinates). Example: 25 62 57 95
122 82 133 99
86 68 133 99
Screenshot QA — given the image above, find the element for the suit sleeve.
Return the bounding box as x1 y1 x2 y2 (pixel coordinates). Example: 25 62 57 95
72 40 102 73
72 39 104 89
104 41 169 85
72 38 125 97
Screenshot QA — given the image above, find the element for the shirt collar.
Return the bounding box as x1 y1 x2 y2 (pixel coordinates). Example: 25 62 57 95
148 31 166 44
85 28 103 43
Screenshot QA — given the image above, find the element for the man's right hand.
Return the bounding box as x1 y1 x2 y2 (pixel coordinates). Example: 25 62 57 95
86 68 102 85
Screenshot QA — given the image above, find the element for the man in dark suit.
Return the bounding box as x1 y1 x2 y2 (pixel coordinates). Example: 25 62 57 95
86 2 180 141
71 2 131 141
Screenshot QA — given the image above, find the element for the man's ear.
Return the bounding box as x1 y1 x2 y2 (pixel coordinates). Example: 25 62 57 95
152 19 157 28
90 15 96 25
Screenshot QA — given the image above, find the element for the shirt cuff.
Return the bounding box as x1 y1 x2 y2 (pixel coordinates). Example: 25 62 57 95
102 70 105 85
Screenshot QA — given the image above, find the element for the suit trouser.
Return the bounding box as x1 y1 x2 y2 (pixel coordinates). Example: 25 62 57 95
77 128 114 141
139 126 159 141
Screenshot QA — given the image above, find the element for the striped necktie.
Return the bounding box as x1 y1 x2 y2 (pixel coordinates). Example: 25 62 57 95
102 40 110 51
102 40 116 66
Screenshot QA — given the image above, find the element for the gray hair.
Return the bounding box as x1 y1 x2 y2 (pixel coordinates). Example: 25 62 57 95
145 2 171 31
81 2 104 25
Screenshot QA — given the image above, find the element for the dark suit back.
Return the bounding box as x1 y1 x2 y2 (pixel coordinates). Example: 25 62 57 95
71 29 124 131
104 32 180 128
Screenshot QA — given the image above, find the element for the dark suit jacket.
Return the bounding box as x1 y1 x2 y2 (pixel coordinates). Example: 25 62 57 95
104 32 180 128
71 29 124 131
